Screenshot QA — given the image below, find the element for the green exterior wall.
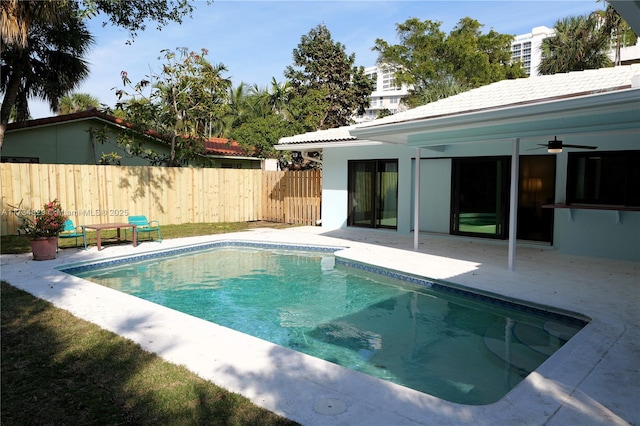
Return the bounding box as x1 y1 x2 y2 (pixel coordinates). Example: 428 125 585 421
2 118 262 169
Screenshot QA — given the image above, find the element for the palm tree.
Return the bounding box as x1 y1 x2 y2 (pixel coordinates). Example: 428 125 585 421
267 77 293 118
0 0 61 49
1 1 94 148
538 15 612 75
594 2 638 66
57 93 100 115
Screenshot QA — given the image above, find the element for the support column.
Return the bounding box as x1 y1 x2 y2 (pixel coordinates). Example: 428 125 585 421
508 138 520 271
413 148 421 251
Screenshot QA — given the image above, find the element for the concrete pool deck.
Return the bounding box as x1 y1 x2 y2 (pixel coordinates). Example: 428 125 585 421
1 226 638 425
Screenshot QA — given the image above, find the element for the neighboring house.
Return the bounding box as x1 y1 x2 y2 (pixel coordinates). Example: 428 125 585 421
277 64 640 264
204 138 278 170
1 109 270 169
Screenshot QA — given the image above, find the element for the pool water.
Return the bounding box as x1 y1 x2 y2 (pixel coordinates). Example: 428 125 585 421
72 246 586 405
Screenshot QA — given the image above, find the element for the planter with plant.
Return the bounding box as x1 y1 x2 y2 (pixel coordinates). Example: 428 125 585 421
11 199 68 260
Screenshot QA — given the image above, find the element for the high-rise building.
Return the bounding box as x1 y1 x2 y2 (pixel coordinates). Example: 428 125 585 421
511 26 555 77
512 26 640 77
354 65 410 123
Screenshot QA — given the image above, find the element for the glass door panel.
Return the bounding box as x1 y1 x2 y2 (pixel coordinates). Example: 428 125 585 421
377 161 398 228
348 160 398 229
349 161 375 227
452 158 508 238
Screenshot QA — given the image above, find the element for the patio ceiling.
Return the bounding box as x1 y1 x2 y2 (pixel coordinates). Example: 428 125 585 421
349 88 640 148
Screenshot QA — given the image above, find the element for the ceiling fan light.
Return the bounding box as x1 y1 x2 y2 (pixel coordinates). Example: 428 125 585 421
548 136 563 153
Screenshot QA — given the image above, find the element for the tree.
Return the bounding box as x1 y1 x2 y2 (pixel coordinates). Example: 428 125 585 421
57 92 100 114
284 24 373 131
1 1 93 148
539 15 613 75
595 1 638 66
373 17 526 108
229 113 305 159
1 0 203 147
1 0 199 47
115 48 231 166
77 0 199 43
0 0 62 49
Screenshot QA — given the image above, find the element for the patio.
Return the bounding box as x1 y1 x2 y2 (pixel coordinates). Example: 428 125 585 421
1 226 638 425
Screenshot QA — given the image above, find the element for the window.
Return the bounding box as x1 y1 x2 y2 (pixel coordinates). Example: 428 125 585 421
221 163 242 169
567 150 640 207
366 72 378 91
348 159 398 229
1 156 39 163
382 69 399 91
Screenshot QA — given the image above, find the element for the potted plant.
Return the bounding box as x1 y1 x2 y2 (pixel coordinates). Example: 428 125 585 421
13 199 68 260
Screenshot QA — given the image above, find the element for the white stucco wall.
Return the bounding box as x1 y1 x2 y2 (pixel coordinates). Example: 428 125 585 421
414 158 452 233
321 132 639 261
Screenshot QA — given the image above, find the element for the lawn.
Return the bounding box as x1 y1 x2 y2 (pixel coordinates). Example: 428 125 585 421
0 220 297 254
1 221 300 425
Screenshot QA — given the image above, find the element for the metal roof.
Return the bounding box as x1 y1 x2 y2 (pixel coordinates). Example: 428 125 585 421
279 125 357 145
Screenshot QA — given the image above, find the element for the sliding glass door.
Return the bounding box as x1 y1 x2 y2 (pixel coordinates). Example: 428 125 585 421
451 157 509 238
348 159 398 229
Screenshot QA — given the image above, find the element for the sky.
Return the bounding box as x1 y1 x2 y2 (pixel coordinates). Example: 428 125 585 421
28 0 604 118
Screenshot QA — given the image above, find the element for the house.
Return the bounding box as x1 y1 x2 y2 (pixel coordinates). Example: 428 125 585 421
1 109 270 169
277 64 640 264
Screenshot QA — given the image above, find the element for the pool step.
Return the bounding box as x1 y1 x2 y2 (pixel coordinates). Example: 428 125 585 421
482 321 552 373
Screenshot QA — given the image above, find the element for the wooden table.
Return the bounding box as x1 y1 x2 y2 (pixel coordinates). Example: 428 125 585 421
83 223 137 251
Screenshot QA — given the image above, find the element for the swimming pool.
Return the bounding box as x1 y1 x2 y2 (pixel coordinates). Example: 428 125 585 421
65 241 587 405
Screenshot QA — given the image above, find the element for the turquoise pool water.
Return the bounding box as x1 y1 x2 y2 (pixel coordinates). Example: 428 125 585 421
70 244 586 405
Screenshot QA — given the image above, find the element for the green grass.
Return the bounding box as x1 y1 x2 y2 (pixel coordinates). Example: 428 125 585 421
1 221 300 424
1 282 298 425
1 221 298 254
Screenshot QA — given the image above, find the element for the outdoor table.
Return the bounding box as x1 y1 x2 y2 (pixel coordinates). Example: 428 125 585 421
83 223 137 251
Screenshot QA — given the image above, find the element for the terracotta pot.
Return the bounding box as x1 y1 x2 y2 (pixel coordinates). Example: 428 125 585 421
29 236 58 261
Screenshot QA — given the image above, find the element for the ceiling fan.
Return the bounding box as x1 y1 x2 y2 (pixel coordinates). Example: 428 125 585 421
536 136 597 153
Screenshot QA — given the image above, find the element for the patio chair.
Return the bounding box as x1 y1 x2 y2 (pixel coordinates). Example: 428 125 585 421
126 215 162 242
58 219 87 250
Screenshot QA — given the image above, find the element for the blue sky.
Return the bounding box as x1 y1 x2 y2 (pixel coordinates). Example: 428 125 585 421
30 0 603 118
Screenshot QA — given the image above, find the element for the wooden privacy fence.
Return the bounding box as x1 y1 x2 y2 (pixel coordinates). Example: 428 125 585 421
262 169 322 225
0 164 322 236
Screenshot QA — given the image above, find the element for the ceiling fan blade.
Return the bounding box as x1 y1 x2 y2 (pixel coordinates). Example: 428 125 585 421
563 144 597 149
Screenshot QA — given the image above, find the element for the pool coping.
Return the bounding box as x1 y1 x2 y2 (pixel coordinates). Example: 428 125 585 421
1 229 636 425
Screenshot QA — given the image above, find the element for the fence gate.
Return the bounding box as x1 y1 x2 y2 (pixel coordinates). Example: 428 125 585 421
262 170 322 226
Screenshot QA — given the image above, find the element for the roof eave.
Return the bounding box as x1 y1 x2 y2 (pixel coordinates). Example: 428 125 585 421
275 140 385 151
350 87 640 145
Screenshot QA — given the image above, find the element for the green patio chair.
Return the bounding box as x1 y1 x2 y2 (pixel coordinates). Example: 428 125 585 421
126 215 162 242
58 219 87 250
